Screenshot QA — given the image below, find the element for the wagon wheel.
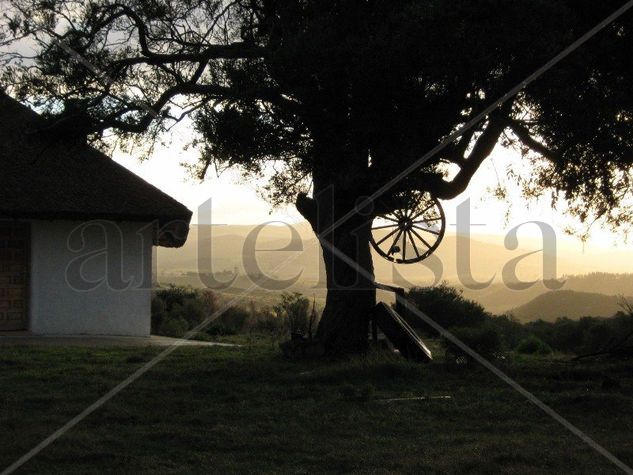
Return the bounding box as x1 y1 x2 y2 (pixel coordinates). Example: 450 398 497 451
370 190 445 264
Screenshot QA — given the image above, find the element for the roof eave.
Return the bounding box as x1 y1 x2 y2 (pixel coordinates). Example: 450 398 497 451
0 210 193 248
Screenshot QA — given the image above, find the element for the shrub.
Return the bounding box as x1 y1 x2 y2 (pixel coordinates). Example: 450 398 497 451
406 283 491 334
206 321 238 336
215 306 251 334
515 336 553 355
581 319 613 352
488 314 528 349
151 287 314 341
198 289 218 315
274 292 310 337
151 286 217 338
443 325 502 364
160 317 189 338
182 299 206 328
524 315 631 355
253 307 286 334
155 285 198 312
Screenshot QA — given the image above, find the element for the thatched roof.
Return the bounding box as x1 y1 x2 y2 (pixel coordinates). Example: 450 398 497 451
0 93 192 247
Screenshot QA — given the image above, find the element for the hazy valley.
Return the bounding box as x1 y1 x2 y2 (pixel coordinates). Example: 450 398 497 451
156 224 633 321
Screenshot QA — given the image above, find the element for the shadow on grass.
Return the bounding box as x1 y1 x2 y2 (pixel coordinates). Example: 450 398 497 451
0 340 632 473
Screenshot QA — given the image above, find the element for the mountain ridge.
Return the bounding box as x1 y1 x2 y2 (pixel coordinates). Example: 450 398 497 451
508 290 630 322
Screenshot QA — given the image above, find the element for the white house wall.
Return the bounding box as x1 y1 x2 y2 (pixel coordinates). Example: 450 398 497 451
29 219 153 336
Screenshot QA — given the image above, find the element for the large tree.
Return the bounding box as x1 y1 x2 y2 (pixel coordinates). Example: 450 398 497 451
2 0 632 353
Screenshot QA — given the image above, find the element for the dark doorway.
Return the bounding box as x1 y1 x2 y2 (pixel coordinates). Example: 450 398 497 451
0 222 29 331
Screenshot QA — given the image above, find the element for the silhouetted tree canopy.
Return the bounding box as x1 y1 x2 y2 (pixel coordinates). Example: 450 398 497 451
1 0 632 226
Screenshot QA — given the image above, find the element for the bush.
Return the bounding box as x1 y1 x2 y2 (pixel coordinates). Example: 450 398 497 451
274 292 311 337
151 287 313 342
155 286 198 312
198 289 219 315
151 286 217 338
443 325 502 364
215 306 251 334
160 317 189 338
406 283 491 334
488 314 528 349
253 307 286 334
206 321 238 336
515 336 553 355
182 299 206 327
524 314 633 355
404 282 633 357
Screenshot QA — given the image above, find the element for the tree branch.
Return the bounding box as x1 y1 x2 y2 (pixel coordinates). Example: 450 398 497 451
507 119 561 161
442 126 476 164
108 43 266 70
431 111 510 200
91 3 266 75
95 83 300 133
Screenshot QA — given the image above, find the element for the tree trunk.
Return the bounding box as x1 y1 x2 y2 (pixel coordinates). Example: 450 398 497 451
315 218 376 354
293 117 378 354
296 183 376 354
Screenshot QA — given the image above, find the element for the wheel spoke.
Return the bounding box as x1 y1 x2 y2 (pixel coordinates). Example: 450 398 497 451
410 227 434 249
402 230 407 259
408 230 421 259
389 229 403 255
380 214 400 223
409 203 434 221
412 224 440 236
375 226 400 246
372 223 398 231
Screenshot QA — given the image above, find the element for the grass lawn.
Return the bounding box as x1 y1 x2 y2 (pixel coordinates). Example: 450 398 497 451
1 336 632 474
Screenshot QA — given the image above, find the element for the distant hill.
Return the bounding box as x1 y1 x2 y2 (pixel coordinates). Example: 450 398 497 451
158 224 583 284
462 273 633 314
554 272 633 295
509 290 629 322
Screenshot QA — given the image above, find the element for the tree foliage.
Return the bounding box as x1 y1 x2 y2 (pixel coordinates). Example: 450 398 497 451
1 0 632 224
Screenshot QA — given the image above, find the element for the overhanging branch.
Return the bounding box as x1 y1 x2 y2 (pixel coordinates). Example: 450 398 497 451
103 4 267 62
96 82 300 133
430 111 510 200
507 119 561 161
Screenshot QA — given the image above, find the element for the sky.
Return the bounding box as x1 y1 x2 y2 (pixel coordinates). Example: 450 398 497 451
113 132 631 255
